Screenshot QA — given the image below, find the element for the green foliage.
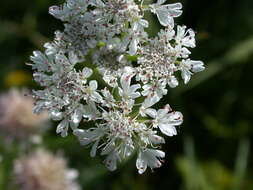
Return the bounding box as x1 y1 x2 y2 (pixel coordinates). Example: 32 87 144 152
176 137 250 190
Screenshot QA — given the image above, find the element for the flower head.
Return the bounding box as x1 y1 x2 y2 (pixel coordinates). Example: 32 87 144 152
30 0 205 174
14 149 80 190
0 89 48 141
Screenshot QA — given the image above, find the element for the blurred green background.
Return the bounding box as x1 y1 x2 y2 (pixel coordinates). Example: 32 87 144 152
0 0 253 189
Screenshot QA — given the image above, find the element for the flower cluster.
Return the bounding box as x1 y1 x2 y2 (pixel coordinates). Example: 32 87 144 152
0 89 48 141
30 0 205 174
14 149 80 190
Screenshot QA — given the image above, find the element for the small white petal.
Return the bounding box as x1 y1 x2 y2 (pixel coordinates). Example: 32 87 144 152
128 38 138 55
124 66 136 75
89 80 98 90
149 134 165 144
79 138 91 146
156 8 174 27
50 110 63 121
82 67 93 78
68 51 79 64
56 119 69 137
139 19 149 28
130 92 141 99
91 91 103 102
167 111 183 126
181 70 192 84
49 6 61 18
83 102 100 120
70 108 83 128
191 61 205 72
167 76 179 88
159 123 177 136
157 0 167 5
90 140 100 157
136 152 147 174
142 95 160 109
120 74 131 91
164 3 183 17
157 109 169 119
104 152 118 171
145 108 157 118
130 84 141 93
150 149 166 158
73 129 85 137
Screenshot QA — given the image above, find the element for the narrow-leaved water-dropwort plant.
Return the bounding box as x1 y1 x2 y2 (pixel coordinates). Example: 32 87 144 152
30 0 205 174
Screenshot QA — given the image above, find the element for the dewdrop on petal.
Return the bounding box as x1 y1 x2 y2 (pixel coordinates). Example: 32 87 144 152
14 149 80 190
0 89 48 141
30 0 205 173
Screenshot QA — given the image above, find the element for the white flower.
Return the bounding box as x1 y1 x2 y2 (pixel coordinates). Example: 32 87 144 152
83 101 100 120
191 60 205 73
118 142 135 158
85 80 103 102
119 73 141 100
148 133 165 145
175 25 196 48
30 51 51 72
104 150 121 171
167 75 179 88
139 95 160 117
50 110 63 121
147 107 183 136
74 128 103 146
101 87 116 108
74 128 104 157
126 19 149 55
181 59 205 84
136 148 165 174
80 67 93 84
150 1 182 27
56 119 69 137
140 130 165 146
70 105 84 128
142 80 168 98
101 70 118 87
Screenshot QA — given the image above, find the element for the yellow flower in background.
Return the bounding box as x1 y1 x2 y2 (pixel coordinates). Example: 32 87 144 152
5 70 31 87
